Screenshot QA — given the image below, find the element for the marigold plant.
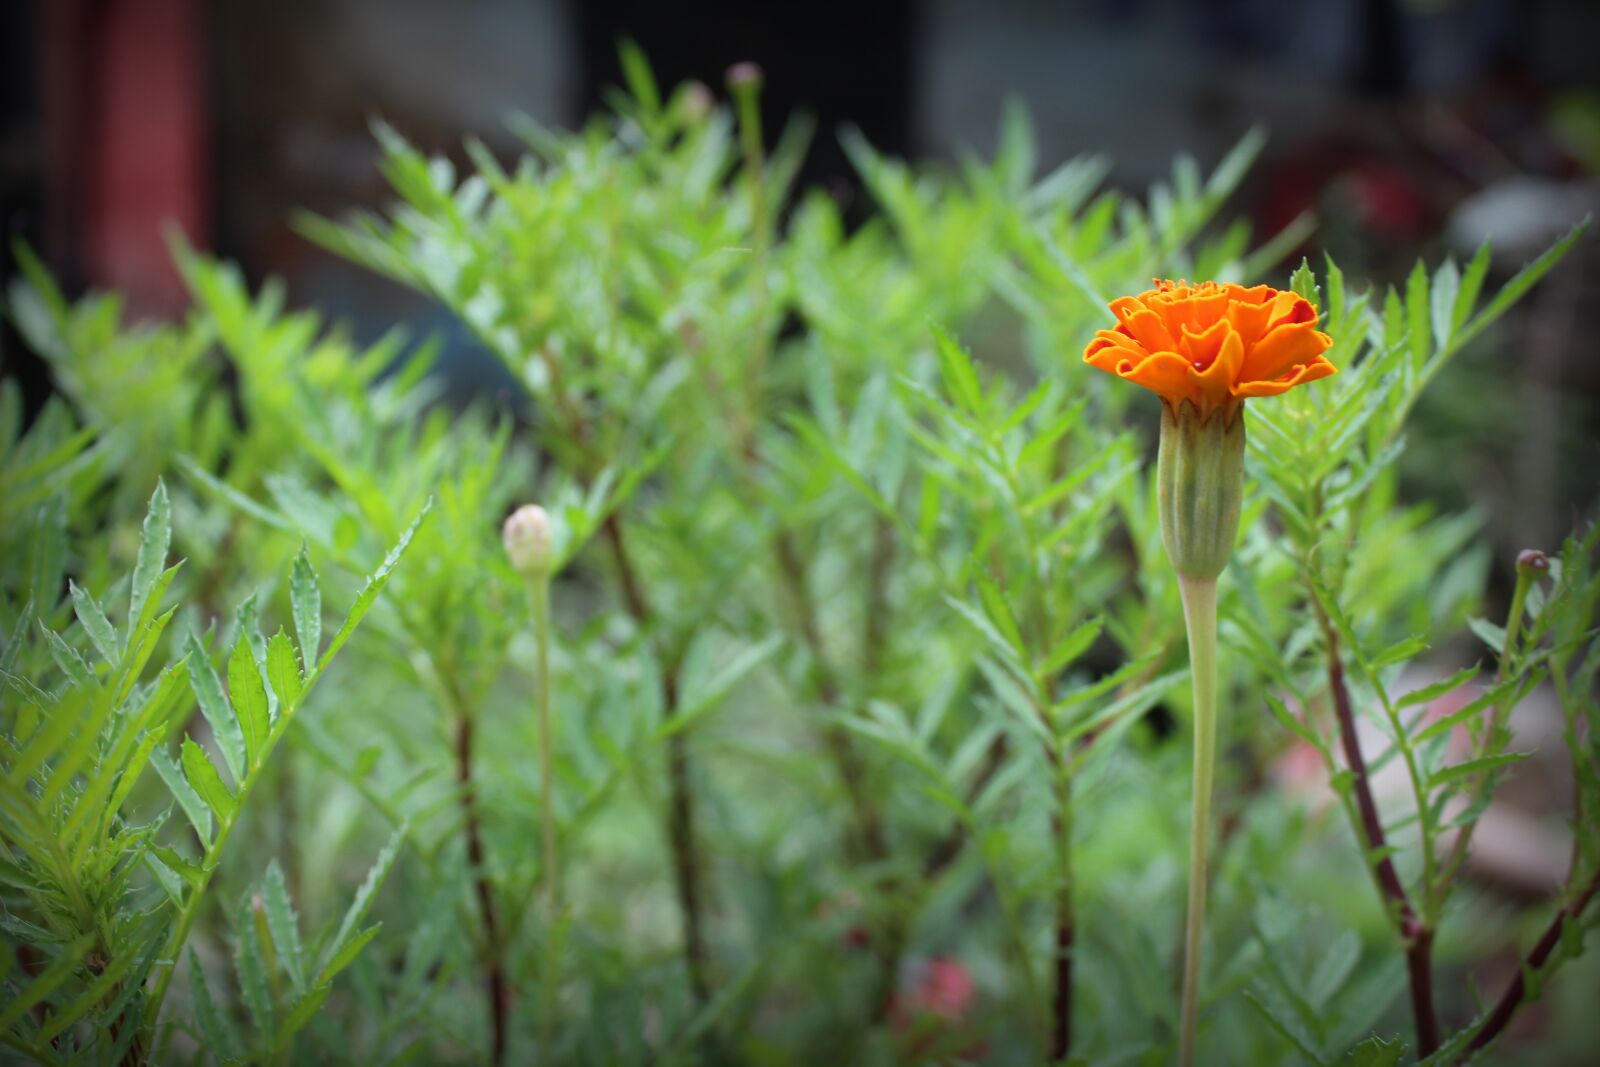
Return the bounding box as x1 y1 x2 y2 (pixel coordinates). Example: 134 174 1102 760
1 47 1596 1067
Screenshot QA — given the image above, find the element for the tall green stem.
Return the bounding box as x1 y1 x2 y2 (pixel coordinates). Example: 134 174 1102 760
530 577 556 910
528 573 559 1050
1177 575 1218 1067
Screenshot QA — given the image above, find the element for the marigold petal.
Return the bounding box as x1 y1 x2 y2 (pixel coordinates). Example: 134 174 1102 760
1113 350 1198 403
1225 283 1273 305
1116 306 1180 354
1156 287 1227 333
1226 298 1275 346
1239 323 1332 384
1085 330 1144 369
1195 328 1244 393
1264 291 1314 328
1232 357 1338 397
1179 319 1232 369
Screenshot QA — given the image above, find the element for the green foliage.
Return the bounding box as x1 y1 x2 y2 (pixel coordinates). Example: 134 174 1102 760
0 479 420 1063
2 48 1596 1067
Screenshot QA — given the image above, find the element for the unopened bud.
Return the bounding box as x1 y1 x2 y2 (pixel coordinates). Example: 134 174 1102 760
675 80 714 124
503 505 554 576
726 61 763 94
1157 401 1246 581
1516 549 1549 576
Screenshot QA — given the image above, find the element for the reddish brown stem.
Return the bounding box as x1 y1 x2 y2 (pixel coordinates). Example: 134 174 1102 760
1050 809 1074 1063
774 529 888 860
1323 632 1439 1056
1052 912 1074 1061
602 514 711 1004
1463 873 1600 1058
454 712 509 1064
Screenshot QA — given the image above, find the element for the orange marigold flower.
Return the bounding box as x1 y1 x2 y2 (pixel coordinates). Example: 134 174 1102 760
1083 280 1336 416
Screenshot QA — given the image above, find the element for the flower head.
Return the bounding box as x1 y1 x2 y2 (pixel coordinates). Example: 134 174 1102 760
503 504 554 576
1084 280 1336 417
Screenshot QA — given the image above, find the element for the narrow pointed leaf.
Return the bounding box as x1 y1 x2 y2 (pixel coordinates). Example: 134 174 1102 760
190 947 244 1062
290 545 321 673
261 861 307 993
180 737 236 824
129 479 171 637
317 825 406 983
316 504 430 678
228 636 270 768
151 745 213 844
186 631 247 784
69 580 119 666
266 629 303 713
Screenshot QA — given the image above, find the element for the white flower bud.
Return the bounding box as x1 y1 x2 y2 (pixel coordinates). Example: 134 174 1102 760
502 504 554 576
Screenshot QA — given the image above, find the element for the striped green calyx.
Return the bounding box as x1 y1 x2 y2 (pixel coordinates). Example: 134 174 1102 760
1157 400 1246 581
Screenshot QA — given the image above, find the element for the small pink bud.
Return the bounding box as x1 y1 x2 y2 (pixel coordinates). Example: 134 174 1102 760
1515 549 1549 576
503 505 554 576
725 61 763 93
676 80 714 123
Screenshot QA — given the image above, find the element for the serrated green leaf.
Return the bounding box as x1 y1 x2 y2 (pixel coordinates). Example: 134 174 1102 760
151 844 208 888
1265 693 1326 753
1041 618 1103 677
151 746 213 843
235 895 276 1040
1289 258 1318 306
315 504 430 679
1453 242 1492 333
1369 630 1427 669
1412 677 1523 746
266 629 303 713
186 631 247 784
931 324 986 416
229 636 270 768
317 825 406 983
129 480 171 638
1430 258 1459 350
181 736 237 823
1467 616 1509 657
275 983 332 1047
1397 665 1481 710
290 545 321 673
657 635 784 741
261 861 307 993
68 580 118 666
617 38 661 114
189 946 244 1062
29 495 67 617
1428 751 1530 791
45 624 95 688
1405 259 1431 369
1244 986 1329 1065
316 923 382 986
1456 220 1589 350
975 572 1025 656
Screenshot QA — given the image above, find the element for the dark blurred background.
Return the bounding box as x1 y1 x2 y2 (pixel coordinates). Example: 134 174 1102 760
3 0 1598 551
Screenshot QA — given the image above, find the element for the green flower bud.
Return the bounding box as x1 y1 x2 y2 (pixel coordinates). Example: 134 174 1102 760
1157 401 1246 581
502 504 554 577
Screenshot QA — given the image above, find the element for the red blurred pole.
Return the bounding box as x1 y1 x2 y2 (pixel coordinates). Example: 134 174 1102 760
42 0 208 317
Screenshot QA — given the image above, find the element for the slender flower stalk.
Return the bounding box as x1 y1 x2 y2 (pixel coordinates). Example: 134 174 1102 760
1176 575 1217 1067
1083 279 1337 1065
504 505 561 1050
1159 400 1243 1067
